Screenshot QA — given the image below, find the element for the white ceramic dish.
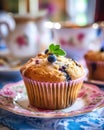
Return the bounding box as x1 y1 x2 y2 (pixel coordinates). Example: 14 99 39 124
53 22 104 60
85 79 104 87
0 81 104 118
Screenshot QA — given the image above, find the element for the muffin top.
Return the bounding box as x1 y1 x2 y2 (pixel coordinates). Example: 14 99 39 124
84 47 104 61
20 44 85 82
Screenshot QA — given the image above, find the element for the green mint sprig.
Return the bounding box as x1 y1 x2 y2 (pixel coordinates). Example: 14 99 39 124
49 43 66 56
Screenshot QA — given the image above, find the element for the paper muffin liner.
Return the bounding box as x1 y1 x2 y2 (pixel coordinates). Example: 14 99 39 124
85 60 104 81
22 75 85 110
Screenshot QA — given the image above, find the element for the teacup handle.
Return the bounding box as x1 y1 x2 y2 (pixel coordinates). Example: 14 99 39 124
0 21 10 37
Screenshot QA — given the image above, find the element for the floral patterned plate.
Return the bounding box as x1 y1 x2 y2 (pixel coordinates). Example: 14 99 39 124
0 81 104 118
85 79 104 87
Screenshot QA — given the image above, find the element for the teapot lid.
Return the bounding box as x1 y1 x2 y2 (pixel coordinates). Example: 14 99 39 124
13 10 47 23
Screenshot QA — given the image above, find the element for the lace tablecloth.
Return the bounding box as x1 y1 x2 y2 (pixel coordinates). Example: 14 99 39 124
0 107 104 130
0 71 104 130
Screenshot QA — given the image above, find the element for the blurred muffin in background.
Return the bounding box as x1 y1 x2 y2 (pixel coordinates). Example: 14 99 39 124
84 46 104 81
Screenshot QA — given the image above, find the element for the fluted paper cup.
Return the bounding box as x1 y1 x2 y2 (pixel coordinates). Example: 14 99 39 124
22 75 85 110
85 60 104 81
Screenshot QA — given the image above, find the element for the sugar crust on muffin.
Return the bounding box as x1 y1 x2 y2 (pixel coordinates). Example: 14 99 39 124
20 53 85 82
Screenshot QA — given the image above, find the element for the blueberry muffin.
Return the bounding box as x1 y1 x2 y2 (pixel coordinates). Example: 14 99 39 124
84 46 104 81
20 44 85 110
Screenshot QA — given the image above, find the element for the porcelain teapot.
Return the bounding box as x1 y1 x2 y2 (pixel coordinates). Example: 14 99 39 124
6 14 39 59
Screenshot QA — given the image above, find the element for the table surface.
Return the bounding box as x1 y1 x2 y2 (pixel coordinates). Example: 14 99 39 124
0 71 104 130
0 124 10 130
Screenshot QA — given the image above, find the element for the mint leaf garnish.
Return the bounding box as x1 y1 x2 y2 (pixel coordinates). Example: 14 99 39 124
54 45 60 50
48 44 66 56
49 44 55 52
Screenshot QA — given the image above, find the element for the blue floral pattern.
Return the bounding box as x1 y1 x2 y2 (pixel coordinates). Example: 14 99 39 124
0 72 104 130
0 107 104 130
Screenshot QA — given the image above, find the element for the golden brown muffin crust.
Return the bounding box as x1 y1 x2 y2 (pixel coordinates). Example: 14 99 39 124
84 50 104 61
20 53 85 82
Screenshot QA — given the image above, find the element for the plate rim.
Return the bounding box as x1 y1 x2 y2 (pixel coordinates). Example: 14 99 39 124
0 81 104 118
84 79 104 86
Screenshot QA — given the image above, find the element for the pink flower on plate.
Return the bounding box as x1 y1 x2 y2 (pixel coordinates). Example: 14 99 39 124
78 91 86 98
0 87 16 98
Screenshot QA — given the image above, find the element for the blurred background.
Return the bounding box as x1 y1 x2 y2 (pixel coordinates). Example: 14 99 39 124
1 0 103 23
0 0 98 23
0 0 104 71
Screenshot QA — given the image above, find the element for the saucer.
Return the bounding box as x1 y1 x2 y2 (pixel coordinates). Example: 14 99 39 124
85 79 104 87
0 56 29 71
0 81 104 118
88 79 104 85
